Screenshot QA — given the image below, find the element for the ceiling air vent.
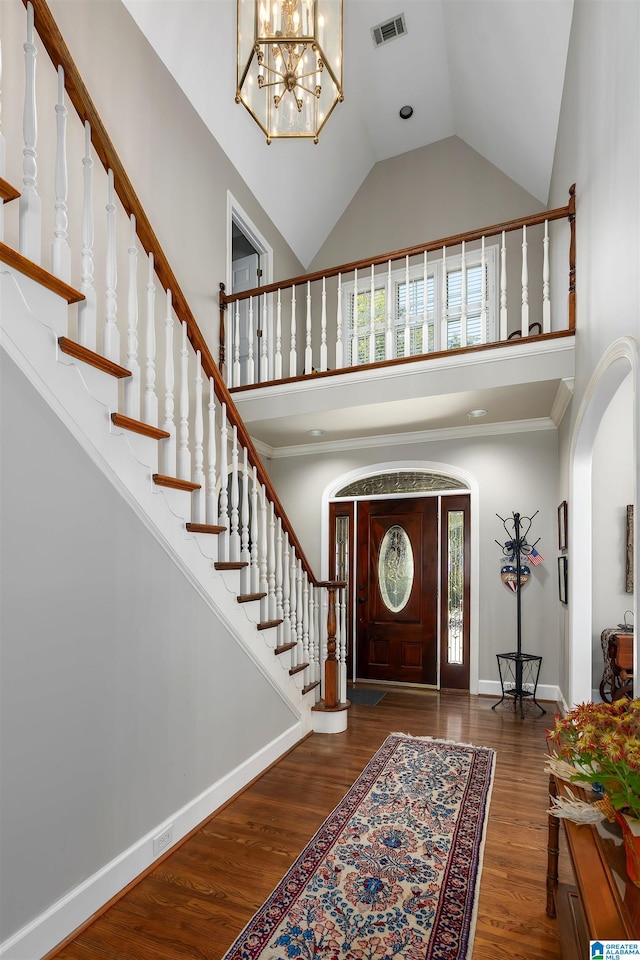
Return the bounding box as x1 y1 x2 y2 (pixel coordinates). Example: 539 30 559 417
371 13 407 48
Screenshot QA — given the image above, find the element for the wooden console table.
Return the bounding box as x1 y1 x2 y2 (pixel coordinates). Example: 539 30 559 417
547 774 640 956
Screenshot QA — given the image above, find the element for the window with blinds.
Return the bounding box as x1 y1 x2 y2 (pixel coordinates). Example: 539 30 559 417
344 245 497 365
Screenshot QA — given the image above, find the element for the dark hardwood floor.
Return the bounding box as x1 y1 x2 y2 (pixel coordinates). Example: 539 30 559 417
49 688 570 960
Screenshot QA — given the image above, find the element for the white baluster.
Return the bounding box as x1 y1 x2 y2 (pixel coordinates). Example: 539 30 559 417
161 289 176 475
124 215 140 419
521 224 529 336
320 278 328 371
275 517 284 626
78 122 96 350
260 292 269 381
304 280 313 374
403 255 411 356
460 241 467 348
339 585 347 701
247 297 255 385
335 274 343 368
281 532 291 646
206 378 217 525
233 301 241 387
229 426 240 561
422 251 429 353
308 584 318 686
369 264 376 363
218 403 229 562
193 351 205 522
274 289 283 380
240 447 250 593
259 485 268 604
289 286 297 376
177 322 190 480
480 237 488 343
295 559 304 662
250 466 259 592
19 2 41 263
267 501 277 620
385 260 393 360
500 230 508 340
103 169 118 362
289 546 298 663
302 574 310 676
51 66 70 281
143 253 158 426
350 268 359 367
542 220 551 332
440 246 448 349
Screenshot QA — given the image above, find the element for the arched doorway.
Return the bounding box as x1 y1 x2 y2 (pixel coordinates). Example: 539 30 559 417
323 462 479 693
570 338 640 706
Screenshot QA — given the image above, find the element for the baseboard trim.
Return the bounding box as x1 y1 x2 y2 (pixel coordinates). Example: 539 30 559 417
0 723 303 960
477 679 561 705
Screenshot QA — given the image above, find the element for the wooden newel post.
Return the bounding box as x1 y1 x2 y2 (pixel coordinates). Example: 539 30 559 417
318 580 346 709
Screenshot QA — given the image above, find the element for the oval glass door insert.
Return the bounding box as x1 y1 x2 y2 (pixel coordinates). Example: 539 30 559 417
378 524 414 612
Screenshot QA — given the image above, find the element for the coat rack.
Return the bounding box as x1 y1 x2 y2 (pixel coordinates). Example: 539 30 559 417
492 511 546 718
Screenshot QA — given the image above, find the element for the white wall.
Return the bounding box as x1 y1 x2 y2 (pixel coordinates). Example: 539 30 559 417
548 0 640 702
0 350 297 949
591 374 635 692
265 428 560 691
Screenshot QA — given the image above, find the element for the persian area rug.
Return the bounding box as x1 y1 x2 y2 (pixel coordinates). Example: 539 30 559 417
221 733 496 960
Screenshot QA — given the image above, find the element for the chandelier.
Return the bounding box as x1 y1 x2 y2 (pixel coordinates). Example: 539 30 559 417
236 0 343 143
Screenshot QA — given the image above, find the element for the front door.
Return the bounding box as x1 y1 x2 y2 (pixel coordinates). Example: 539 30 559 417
356 497 438 684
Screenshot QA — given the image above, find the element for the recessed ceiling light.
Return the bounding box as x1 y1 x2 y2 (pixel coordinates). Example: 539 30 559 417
467 409 488 419
399 105 414 120
307 428 325 436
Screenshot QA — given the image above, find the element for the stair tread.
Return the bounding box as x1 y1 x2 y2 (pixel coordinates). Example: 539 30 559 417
289 662 309 676
0 244 83 304
0 177 20 203
111 412 170 440
237 592 267 603
215 561 247 571
186 523 226 535
258 619 283 631
274 642 297 655
153 473 201 492
59 337 131 378
302 680 321 695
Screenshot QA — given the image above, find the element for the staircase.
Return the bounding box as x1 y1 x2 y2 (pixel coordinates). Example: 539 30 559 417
0 3 347 957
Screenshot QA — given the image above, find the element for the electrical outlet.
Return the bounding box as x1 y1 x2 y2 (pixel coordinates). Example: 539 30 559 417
153 824 173 857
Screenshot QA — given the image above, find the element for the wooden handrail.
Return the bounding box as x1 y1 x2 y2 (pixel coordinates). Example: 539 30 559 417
220 186 577 306
23 0 318 584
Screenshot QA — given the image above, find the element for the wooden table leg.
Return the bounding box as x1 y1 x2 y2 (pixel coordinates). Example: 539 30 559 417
546 772 559 918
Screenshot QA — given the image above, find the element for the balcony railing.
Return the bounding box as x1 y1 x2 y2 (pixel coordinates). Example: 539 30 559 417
219 187 576 390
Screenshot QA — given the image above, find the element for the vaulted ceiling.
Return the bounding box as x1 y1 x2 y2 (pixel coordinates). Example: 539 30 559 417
123 0 574 269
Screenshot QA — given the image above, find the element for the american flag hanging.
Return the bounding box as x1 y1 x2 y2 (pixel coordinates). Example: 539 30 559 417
528 547 544 566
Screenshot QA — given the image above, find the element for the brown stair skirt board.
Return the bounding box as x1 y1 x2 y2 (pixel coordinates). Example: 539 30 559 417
186 523 226 535
58 337 131 378
289 662 309 677
152 474 200 492
275 642 297 655
258 619 283 631
0 243 83 304
0 178 20 202
111 413 170 440
237 592 267 603
303 680 321 695
215 561 247 571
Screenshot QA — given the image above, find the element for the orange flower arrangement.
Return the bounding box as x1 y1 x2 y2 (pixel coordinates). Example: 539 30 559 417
546 698 640 821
